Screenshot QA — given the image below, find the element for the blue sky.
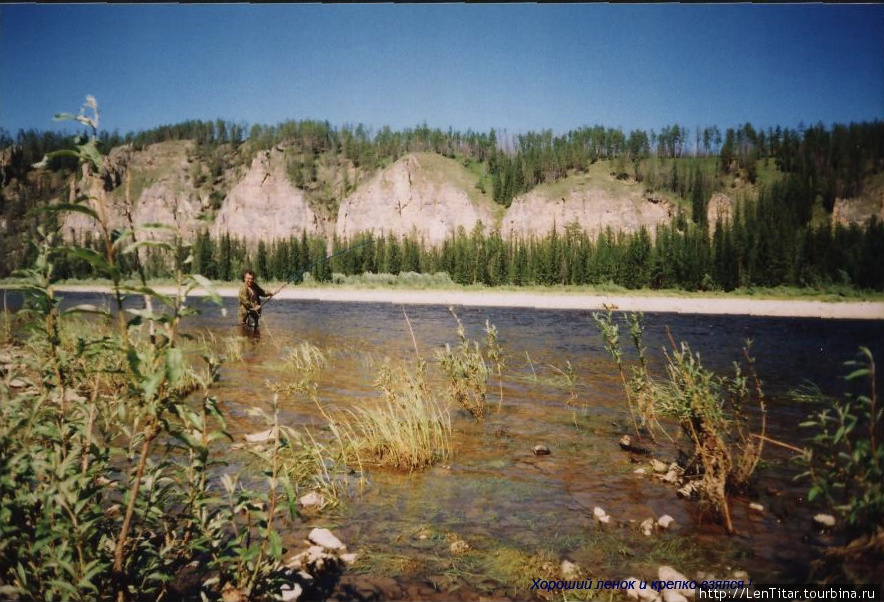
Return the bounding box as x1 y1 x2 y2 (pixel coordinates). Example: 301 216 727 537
2 3 882 138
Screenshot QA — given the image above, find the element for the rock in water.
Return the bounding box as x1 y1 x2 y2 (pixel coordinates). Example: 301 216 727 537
620 434 652 455
593 506 611 524
308 528 345 550
813 513 836 529
657 514 675 529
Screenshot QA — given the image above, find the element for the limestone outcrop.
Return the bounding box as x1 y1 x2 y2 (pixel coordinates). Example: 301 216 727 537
59 141 205 243
503 179 672 240
335 153 497 246
210 149 324 244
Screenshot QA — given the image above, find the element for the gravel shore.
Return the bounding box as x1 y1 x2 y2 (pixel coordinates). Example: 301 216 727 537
46 284 884 320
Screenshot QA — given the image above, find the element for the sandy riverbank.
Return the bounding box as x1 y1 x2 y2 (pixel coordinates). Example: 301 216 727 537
44 284 884 320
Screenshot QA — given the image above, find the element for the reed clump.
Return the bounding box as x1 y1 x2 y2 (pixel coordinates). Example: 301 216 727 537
593 309 767 535
437 308 491 421
325 358 452 472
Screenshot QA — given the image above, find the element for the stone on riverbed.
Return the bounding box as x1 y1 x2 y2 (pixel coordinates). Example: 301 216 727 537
281 528 353 601
624 577 661 602
308 527 345 550
650 458 668 473
677 481 699 499
299 491 325 509
657 514 675 529
244 426 278 443
658 566 695 598
449 539 470 554
593 506 611 524
560 560 581 580
813 513 836 529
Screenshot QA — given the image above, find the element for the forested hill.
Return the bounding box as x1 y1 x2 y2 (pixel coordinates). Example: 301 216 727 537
1 118 883 291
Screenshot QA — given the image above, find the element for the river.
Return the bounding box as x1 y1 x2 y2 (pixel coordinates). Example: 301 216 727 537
8 290 884 599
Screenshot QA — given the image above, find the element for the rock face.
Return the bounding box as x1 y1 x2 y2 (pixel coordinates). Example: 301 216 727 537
60 141 206 244
210 149 324 243
706 193 735 231
335 153 497 246
832 193 884 228
502 179 672 240
50 142 699 250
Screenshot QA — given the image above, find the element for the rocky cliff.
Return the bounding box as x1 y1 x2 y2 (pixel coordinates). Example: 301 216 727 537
60 141 207 243
502 174 673 239
56 140 884 251
57 144 681 247
210 149 325 243
336 153 498 246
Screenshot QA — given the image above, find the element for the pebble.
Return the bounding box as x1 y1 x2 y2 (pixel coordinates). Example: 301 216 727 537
650 459 668 473
659 566 694 598
299 492 325 508
308 527 345 550
244 426 278 443
533 443 551 455
561 560 581 579
662 469 681 484
449 539 470 554
657 514 675 529
813 513 836 529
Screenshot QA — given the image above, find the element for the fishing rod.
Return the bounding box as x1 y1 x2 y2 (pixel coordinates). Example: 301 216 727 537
262 238 374 306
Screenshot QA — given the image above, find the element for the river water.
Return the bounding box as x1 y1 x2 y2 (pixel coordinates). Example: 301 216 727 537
9 291 884 599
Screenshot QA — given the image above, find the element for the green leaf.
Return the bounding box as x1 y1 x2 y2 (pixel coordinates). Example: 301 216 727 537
65 247 114 275
119 285 175 306
53 111 80 122
165 347 185 384
845 368 871 381
61 304 113 318
121 239 176 256
32 149 80 169
268 530 283 559
38 202 101 222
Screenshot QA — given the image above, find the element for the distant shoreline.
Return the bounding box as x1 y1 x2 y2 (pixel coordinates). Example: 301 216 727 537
36 284 884 320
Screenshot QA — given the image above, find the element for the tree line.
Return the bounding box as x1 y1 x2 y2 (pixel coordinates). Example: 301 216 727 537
5 118 883 209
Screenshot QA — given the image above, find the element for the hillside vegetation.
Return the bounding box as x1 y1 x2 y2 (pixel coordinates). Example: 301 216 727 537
2 106 883 291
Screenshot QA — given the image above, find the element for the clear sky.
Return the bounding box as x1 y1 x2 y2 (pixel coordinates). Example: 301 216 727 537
2 3 883 138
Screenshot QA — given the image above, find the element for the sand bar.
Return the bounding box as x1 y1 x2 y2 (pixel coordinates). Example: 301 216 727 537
40 284 884 320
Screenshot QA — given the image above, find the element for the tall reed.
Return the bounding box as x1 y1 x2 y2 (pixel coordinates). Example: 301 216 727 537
324 358 452 472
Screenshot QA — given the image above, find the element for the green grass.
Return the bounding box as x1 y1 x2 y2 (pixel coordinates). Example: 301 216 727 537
323 358 453 472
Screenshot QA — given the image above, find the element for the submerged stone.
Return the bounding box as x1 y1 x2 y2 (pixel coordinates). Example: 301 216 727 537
813 513 836 529
308 527 345 550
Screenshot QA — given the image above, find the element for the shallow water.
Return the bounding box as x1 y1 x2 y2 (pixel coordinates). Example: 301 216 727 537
12 291 884 598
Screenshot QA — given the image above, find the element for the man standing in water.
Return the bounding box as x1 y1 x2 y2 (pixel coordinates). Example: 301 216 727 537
239 269 273 329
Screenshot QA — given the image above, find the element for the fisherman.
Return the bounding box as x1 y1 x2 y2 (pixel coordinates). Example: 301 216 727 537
239 269 273 329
